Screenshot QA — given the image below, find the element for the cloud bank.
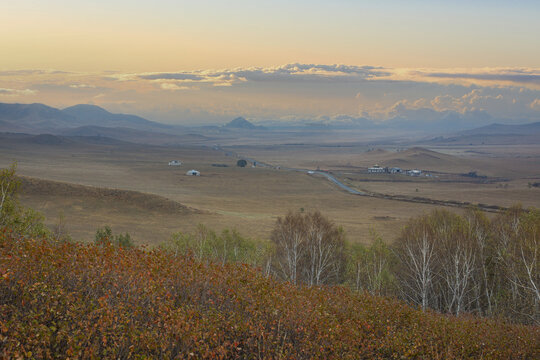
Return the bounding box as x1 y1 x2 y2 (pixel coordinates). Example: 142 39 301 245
1 64 539 126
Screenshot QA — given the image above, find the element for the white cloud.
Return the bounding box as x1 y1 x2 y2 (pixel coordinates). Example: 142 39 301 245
1 64 539 125
69 84 96 89
0 88 36 96
132 63 390 85
530 98 540 111
421 68 540 86
160 83 189 91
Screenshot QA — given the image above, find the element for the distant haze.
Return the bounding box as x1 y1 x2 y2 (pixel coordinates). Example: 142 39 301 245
0 1 539 126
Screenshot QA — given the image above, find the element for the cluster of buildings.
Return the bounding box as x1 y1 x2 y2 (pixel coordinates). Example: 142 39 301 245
367 164 422 176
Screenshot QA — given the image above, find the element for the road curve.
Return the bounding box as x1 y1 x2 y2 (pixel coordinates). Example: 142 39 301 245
224 149 504 213
220 148 364 195
287 168 366 195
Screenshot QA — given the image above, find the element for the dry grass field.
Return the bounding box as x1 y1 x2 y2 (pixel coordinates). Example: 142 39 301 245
1 134 539 246
231 144 540 208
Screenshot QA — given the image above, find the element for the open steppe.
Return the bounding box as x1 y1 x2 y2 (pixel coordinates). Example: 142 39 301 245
1 133 539 246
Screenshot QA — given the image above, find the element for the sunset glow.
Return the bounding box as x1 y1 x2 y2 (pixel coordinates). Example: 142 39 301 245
1 1 539 125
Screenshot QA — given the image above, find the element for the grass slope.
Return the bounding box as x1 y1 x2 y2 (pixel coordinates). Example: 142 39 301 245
19 176 198 215
1 230 538 359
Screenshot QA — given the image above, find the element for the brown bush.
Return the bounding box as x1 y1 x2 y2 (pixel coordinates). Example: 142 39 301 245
1 228 538 359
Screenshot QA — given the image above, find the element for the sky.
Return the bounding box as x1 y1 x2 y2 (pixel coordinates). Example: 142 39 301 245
1 0 539 125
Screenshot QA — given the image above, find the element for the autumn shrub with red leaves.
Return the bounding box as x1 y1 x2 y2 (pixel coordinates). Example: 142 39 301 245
1 228 538 359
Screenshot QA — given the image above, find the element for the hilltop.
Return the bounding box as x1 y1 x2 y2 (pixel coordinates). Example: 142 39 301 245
363 147 477 173
424 121 540 145
224 116 266 130
0 102 182 135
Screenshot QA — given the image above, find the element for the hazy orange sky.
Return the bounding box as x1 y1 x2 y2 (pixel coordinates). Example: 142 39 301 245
1 1 539 125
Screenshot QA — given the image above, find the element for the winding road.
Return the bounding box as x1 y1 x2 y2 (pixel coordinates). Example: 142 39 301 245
229 151 365 195
222 148 504 212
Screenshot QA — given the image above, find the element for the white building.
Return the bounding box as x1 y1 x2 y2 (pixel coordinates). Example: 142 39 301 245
186 170 200 176
390 167 402 174
407 169 422 176
368 165 386 173
168 160 182 166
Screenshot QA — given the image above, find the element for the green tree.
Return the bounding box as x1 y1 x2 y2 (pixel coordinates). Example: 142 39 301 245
0 163 49 238
95 225 134 248
347 231 396 295
236 159 248 167
166 225 270 268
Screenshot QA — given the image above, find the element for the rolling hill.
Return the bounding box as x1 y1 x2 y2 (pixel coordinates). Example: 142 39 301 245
0 102 183 135
459 121 540 136
62 104 174 132
19 176 197 215
60 125 214 146
359 147 492 174
423 121 540 145
0 103 78 133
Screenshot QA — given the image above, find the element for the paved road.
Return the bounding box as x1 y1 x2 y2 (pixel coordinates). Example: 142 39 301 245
227 149 366 195
284 168 366 195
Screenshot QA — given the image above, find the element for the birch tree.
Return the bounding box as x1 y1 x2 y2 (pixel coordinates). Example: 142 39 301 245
347 233 395 295
394 216 437 311
270 212 307 285
501 207 540 324
270 211 346 286
303 211 345 286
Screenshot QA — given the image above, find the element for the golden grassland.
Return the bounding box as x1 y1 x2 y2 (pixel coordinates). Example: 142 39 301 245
1 138 539 246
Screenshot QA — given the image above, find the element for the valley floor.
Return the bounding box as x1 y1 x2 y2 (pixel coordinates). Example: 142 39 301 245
1 136 539 245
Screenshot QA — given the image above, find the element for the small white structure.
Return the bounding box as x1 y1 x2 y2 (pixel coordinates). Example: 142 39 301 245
307 170 315 174
368 164 386 173
407 169 422 176
168 160 182 166
186 169 200 176
390 167 402 174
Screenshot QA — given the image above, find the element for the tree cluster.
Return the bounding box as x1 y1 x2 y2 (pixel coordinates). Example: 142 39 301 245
236 159 248 167
165 207 539 325
269 211 346 286
388 207 539 324
166 224 271 269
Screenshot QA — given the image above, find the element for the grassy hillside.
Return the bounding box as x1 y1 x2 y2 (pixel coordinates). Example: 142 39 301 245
1 229 538 359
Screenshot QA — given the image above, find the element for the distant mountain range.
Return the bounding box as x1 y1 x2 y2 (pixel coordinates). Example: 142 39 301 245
1 102 538 146
423 121 540 145
62 104 172 131
0 102 180 135
457 122 540 136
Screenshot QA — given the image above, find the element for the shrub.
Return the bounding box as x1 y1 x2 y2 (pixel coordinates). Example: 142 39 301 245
0 229 538 359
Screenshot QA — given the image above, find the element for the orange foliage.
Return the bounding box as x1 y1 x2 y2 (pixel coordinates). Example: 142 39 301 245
0 227 538 359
